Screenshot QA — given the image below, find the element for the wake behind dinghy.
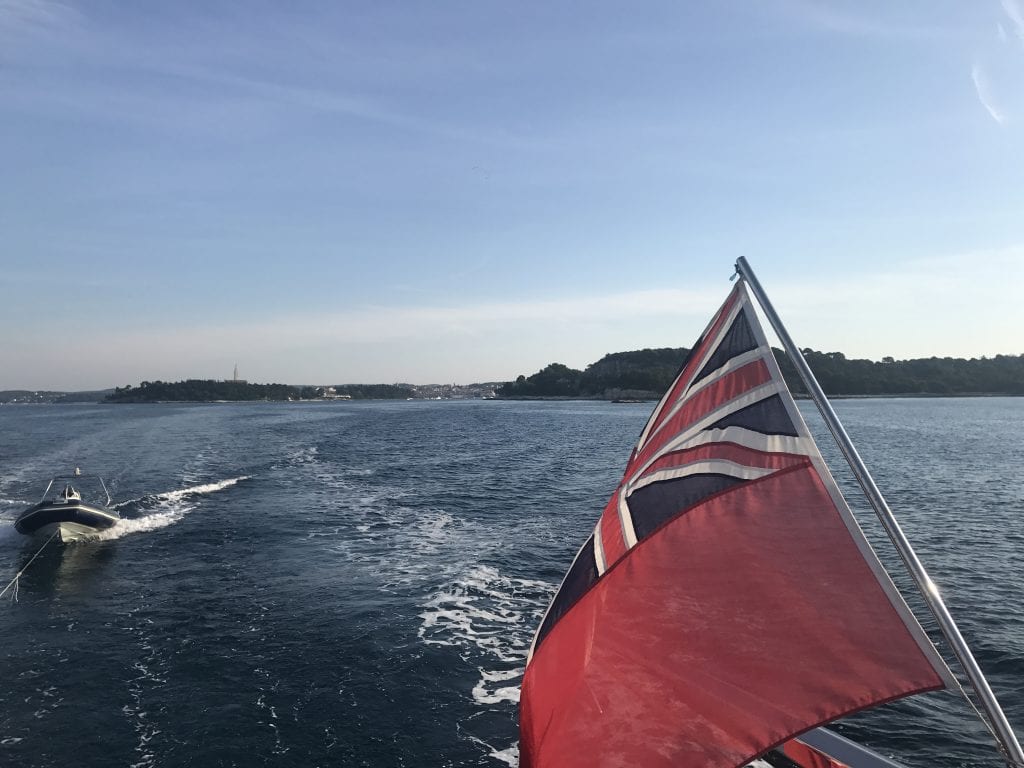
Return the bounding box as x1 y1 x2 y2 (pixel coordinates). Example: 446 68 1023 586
14 469 119 542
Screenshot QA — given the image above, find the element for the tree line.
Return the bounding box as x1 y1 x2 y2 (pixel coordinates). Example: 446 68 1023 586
104 380 414 402
497 349 1024 399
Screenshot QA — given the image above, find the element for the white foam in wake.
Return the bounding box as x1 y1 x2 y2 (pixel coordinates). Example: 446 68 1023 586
153 476 250 504
419 565 552 664
489 745 518 767
461 733 519 767
95 510 187 540
472 668 523 705
419 564 555 765
96 476 250 540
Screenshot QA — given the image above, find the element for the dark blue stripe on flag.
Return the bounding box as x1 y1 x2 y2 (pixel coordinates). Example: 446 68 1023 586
535 535 599 650
627 474 746 541
691 308 757 385
707 393 798 436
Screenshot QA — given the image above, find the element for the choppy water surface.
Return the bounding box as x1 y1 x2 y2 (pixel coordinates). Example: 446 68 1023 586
1 398 1022 767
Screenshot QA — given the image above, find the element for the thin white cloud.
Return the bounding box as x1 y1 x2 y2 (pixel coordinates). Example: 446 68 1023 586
100 288 724 352
769 247 1023 309
776 0 949 40
0 9 523 151
6 247 1024 390
0 0 66 25
998 21 1009 43
1 286 726 388
1001 0 1024 43
0 0 78 38
145 63 498 146
971 63 1007 124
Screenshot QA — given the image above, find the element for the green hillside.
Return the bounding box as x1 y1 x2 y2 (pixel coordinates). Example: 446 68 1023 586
498 349 1024 399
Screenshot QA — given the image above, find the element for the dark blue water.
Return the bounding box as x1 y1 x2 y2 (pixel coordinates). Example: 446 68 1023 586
0 399 1021 767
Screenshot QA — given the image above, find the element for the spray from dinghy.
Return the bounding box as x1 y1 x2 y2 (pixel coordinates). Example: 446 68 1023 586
0 500 31 545
98 476 251 540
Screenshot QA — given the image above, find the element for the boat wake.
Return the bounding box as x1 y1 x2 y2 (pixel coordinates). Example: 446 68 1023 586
287 447 556 767
121 606 167 768
0 499 31 536
150 476 251 504
306 453 550 767
419 564 555 766
460 732 520 767
97 476 250 540
0 502 23 530
419 564 552 674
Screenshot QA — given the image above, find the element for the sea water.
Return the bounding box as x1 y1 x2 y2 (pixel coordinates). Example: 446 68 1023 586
0 398 1021 767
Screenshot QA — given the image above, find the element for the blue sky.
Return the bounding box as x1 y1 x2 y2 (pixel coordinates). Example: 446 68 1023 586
2 1 1022 389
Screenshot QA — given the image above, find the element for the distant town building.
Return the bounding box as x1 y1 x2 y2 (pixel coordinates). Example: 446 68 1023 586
226 363 247 385
317 386 351 400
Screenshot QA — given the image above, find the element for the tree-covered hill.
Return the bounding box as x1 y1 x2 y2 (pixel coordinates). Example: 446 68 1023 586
499 349 691 399
103 380 415 402
104 380 317 402
498 350 1024 399
584 348 691 396
781 351 1024 396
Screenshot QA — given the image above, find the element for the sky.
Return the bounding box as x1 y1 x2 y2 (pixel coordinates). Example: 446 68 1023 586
1 0 1023 390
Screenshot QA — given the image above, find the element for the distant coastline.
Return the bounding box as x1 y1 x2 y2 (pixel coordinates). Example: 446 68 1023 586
101 381 417 404
496 348 1024 400
1 348 1021 404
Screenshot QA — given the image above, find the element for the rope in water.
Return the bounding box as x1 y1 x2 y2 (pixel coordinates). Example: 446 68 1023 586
0 530 59 602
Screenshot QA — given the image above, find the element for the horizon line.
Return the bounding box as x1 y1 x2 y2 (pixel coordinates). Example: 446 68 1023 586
3 347 1022 394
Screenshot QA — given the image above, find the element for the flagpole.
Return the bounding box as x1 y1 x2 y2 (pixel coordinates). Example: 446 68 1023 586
734 256 1024 768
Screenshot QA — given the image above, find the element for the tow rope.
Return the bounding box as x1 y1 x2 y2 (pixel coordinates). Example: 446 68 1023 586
1 530 60 602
